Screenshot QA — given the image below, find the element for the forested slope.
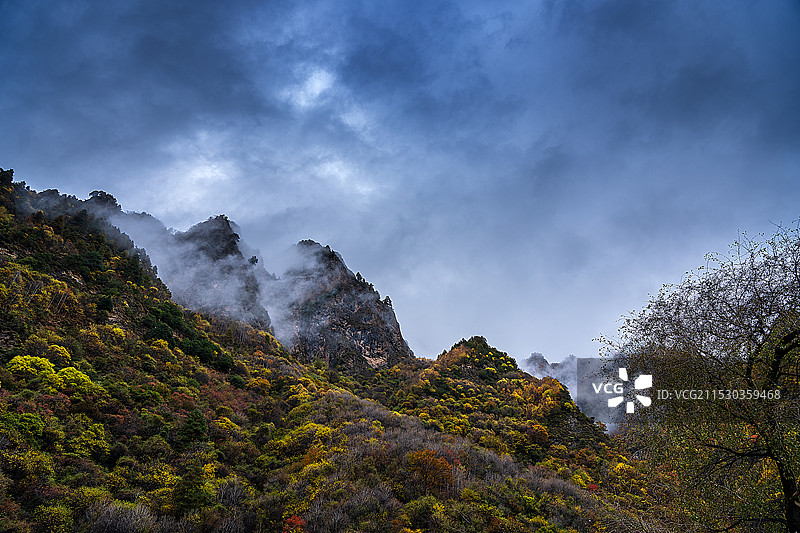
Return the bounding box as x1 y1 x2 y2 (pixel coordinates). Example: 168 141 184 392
0 169 680 533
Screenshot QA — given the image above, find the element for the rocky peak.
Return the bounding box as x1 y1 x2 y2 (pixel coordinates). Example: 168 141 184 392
524 352 552 375
287 240 351 284
161 215 269 328
176 215 242 261
265 240 414 373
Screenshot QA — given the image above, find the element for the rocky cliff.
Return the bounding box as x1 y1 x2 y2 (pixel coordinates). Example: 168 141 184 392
264 240 413 372
170 215 270 329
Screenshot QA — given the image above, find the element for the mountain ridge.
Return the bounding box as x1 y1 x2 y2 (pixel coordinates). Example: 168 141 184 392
8 176 410 373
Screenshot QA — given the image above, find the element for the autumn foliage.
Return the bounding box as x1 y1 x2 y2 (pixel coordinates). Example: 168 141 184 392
0 170 684 532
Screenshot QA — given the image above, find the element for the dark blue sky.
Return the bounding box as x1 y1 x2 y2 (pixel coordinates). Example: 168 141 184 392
2 0 799 361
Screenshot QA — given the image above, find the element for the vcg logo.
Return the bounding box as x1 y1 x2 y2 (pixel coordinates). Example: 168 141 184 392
592 367 652 413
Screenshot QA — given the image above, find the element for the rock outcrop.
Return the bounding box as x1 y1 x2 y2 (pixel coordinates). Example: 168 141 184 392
265 240 413 372
171 215 270 328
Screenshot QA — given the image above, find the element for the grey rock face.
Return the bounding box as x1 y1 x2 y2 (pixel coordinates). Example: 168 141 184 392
264 240 413 372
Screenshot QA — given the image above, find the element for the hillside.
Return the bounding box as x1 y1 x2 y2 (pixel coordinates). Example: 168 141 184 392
0 169 684 533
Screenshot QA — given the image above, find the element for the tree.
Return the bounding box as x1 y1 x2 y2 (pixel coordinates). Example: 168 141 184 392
6 355 56 386
88 190 120 209
609 226 800 532
407 449 454 497
177 409 208 446
173 460 211 516
55 366 106 398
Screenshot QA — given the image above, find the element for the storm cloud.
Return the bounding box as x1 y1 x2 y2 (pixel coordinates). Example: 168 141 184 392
1 0 798 361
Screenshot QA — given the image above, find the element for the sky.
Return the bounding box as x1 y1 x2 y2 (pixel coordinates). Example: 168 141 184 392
1 0 799 363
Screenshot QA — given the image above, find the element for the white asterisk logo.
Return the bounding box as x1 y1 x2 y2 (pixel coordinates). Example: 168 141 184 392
608 368 652 413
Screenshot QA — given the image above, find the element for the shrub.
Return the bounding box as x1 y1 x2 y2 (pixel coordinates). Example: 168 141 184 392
84 501 157 533
54 367 106 398
6 355 56 386
35 504 73 533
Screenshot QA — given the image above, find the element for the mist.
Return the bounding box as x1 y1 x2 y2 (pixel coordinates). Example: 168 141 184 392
110 212 270 328
523 352 620 432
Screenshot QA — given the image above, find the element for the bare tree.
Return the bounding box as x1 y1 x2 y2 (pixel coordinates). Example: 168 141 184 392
608 226 800 533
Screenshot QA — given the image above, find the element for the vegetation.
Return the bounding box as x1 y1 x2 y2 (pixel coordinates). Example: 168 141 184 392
0 171 635 532
0 172 628 532
9 167 794 532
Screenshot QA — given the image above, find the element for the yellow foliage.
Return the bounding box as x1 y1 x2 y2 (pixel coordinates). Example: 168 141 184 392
287 384 312 405
149 462 179 488
46 344 72 366
2 449 55 480
246 377 271 395
145 486 175 514
6 355 56 387
68 423 110 458
150 339 170 350
149 339 176 362
54 366 107 397
107 326 126 339
214 417 241 436
202 463 216 479
34 504 72 533
612 462 636 477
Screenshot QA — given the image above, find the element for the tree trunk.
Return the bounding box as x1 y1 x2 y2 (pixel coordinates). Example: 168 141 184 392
779 471 800 533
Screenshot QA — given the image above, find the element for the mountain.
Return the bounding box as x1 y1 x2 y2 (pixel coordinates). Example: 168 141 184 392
170 214 270 329
0 169 682 533
9 182 271 330
349 336 605 464
9 180 406 371
10 180 411 373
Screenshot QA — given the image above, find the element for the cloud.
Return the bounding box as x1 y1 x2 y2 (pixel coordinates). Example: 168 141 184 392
0 0 798 362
